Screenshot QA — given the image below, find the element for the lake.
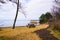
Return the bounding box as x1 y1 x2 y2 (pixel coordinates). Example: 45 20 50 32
0 20 30 27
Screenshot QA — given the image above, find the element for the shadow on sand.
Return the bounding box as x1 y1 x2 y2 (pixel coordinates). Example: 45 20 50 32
34 27 58 40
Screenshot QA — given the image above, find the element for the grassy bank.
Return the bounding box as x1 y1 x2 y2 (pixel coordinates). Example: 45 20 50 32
48 27 60 40
48 19 60 40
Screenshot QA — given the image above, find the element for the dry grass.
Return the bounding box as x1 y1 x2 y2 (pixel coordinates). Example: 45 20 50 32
0 24 48 40
48 27 60 40
48 19 60 40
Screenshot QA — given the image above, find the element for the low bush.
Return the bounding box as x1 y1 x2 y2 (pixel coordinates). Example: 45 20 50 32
49 20 60 32
27 24 36 28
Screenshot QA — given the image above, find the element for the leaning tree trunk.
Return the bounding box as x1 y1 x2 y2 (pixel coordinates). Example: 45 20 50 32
12 0 19 29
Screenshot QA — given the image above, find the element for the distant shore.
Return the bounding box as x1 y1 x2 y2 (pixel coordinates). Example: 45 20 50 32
0 25 26 28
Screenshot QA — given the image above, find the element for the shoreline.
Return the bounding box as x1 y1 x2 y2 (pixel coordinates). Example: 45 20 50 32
0 25 26 28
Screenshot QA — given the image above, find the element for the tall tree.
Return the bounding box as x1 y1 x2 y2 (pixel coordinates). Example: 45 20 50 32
45 12 52 21
39 12 52 24
52 0 60 19
12 0 19 29
39 14 46 24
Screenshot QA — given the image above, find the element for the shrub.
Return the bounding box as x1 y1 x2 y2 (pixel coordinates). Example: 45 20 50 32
27 24 35 28
49 20 60 32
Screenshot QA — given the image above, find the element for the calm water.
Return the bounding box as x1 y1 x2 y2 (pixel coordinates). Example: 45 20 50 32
0 20 30 27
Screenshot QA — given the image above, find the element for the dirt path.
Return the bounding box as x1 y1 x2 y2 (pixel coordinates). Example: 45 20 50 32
34 26 58 40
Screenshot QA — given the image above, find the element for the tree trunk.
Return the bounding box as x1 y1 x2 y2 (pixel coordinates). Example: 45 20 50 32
12 0 19 29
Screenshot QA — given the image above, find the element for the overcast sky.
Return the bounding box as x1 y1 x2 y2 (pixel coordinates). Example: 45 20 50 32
0 0 54 20
24 0 54 20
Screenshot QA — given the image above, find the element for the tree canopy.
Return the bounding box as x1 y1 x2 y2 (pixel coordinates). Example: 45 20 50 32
39 12 52 24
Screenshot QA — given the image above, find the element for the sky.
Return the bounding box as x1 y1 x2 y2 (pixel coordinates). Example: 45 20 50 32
0 0 54 20
24 0 53 20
